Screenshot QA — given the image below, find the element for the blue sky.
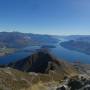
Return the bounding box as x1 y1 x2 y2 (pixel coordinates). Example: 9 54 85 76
0 0 90 35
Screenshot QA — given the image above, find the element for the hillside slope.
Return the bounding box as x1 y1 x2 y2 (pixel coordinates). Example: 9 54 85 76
0 50 78 90
8 50 77 76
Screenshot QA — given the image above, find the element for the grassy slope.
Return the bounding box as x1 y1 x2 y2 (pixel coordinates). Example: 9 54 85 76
0 63 78 90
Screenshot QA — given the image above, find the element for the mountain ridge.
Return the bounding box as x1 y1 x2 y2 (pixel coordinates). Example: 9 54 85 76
8 50 77 75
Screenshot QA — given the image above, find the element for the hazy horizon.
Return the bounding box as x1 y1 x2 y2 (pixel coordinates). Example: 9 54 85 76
1 31 90 36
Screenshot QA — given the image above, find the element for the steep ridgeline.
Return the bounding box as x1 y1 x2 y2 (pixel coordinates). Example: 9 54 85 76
8 50 77 76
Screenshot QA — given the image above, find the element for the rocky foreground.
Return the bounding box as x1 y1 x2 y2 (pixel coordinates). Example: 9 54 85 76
31 64 90 90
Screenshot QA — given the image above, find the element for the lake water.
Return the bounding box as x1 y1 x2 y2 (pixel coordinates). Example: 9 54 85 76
0 41 90 65
50 44 90 64
0 46 40 65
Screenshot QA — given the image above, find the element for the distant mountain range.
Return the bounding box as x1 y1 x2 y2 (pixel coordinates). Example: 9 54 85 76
61 39 90 55
0 32 58 48
1 32 90 49
60 35 90 42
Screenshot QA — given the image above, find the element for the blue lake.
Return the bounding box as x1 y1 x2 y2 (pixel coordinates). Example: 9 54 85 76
50 44 90 64
0 42 90 65
0 46 40 65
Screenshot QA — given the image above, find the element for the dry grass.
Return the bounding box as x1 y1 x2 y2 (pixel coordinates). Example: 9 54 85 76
0 64 78 90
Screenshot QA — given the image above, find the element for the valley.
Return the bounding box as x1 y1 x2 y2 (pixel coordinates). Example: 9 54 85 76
0 33 90 90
